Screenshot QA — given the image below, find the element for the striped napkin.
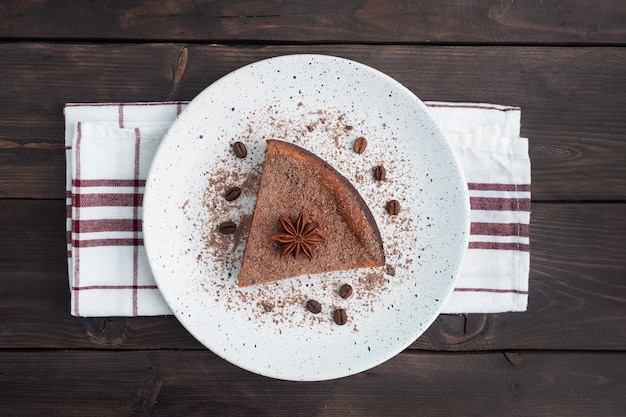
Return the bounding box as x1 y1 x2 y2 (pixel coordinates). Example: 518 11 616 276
65 101 530 317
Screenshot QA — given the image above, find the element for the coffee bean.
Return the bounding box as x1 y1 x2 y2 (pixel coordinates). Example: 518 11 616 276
333 308 347 325
306 299 322 314
218 221 237 234
232 141 247 158
224 186 241 201
373 165 386 181
353 137 368 154
339 284 353 299
387 199 401 215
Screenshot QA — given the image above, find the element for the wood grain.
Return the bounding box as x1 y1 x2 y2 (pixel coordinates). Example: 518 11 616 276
0 349 623 416
1 2 625 415
416 202 626 350
1 0 625 44
1 200 624 350
0 44 624 200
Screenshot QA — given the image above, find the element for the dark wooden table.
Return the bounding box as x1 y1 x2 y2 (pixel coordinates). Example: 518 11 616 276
1 1 625 415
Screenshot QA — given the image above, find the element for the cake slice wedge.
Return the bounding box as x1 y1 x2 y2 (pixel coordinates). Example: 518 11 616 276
237 139 385 287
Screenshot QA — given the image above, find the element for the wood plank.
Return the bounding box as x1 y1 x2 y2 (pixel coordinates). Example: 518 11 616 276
1 0 625 44
0 43 625 200
0 349 623 416
416 201 626 350
1 199 624 350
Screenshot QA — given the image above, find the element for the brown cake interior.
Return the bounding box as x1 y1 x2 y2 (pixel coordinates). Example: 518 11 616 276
237 139 385 287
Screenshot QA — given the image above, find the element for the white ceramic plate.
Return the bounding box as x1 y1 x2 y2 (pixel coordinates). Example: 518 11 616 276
144 54 469 381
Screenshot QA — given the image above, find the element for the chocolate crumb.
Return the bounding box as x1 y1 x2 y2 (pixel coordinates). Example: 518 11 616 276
259 301 274 312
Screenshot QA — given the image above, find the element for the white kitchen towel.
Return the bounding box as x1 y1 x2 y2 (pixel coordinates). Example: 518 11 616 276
427 103 530 314
65 101 530 317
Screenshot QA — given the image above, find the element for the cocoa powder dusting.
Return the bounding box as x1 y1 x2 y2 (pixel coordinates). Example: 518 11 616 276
359 270 388 293
185 102 422 330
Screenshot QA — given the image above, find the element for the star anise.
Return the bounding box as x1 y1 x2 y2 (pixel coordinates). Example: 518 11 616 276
271 211 325 259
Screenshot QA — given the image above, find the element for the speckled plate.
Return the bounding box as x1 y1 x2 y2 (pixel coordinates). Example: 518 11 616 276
143 54 470 381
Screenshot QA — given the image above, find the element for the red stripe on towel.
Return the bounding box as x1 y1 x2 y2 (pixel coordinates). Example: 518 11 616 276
73 179 146 187
470 197 530 211
455 287 528 295
471 222 529 237
73 193 143 208
73 238 143 248
118 104 124 128
467 183 530 192
132 128 141 316
74 122 82 315
72 285 159 291
73 219 141 233
426 103 520 112
468 241 529 251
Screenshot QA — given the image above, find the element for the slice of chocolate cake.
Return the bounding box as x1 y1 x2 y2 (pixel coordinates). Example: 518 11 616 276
237 139 385 287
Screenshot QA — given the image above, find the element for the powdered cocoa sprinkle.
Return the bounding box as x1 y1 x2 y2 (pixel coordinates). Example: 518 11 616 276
359 270 388 293
186 102 421 329
259 301 274 312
